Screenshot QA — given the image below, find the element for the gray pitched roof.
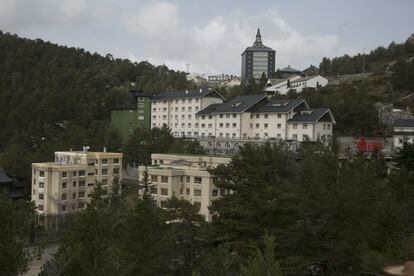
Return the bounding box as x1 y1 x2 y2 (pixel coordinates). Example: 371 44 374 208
279 65 302 73
267 78 286 86
251 99 307 113
197 94 266 115
152 88 225 101
288 108 335 123
290 75 321 83
0 166 12 184
394 119 414 128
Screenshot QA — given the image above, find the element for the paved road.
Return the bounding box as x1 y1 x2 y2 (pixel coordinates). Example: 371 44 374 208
22 245 58 276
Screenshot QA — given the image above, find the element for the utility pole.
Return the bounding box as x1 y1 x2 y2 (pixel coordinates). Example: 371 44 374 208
362 48 366 74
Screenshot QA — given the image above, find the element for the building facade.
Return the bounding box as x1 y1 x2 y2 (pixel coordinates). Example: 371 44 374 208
150 88 226 137
393 119 414 149
31 150 123 221
241 29 276 82
265 75 328 95
111 90 152 143
138 153 231 221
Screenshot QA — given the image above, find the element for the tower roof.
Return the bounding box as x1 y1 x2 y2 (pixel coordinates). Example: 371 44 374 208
242 28 275 54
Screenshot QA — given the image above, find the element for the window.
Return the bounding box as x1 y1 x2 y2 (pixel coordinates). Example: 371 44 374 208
256 123 260 129
323 124 326 130
39 193 44 200
212 189 218 197
102 159 108 164
226 123 230 128
250 123 253 129
186 188 190 195
39 182 44 188
219 123 223 128
277 123 281 129
78 191 85 198
102 179 108 186
113 158 119 164
151 185 157 194
73 192 77 199
194 177 202 184
72 181 77 187
38 204 44 211
88 172 94 176
62 172 67 178
303 123 308 129
293 134 298 141
62 182 67 189
78 202 85 209
79 171 85 176
193 201 201 210
113 168 120 175
194 189 202 196
256 114 260 118
264 114 268 119
62 193 67 200
102 169 108 175
180 188 184 195
208 116 212 119
161 188 168 196
233 114 237 118
232 123 236 128
186 176 191 183
220 188 226 196
201 123 205 128
33 189 36 195
264 123 268 129
277 114 282 118
73 171 77 177
219 114 223 118
202 115 205 119
303 134 309 141
327 124 331 130
79 180 86 187
161 176 168 183
180 176 184 183
151 175 158 182
39 171 44 177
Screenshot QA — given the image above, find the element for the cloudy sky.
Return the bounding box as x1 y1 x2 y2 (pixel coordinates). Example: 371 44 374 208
1 0 413 75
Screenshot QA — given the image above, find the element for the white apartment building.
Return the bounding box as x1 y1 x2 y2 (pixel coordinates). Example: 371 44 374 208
150 88 226 137
150 90 335 143
195 95 335 142
393 119 414 150
138 153 231 221
265 75 328 95
32 150 122 219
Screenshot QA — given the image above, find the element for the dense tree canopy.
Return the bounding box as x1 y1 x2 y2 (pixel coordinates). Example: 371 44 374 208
0 31 191 191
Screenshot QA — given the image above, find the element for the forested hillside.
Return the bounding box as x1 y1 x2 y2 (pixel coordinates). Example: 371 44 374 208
0 31 190 183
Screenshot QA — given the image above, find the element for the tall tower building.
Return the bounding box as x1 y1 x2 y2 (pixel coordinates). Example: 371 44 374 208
241 29 276 82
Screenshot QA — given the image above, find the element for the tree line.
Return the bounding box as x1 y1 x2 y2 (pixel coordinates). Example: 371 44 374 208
2 142 414 275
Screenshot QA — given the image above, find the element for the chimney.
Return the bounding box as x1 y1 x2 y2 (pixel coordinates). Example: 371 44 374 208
103 147 107 153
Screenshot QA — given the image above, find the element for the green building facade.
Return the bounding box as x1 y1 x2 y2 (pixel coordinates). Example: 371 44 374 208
111 91 151 143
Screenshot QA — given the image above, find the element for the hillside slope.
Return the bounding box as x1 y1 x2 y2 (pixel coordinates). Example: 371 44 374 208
0 31 190 183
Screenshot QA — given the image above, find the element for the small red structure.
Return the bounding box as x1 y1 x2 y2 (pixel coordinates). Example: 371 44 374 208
357 137 384 153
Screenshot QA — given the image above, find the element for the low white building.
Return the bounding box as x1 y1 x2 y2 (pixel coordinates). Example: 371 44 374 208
393 119 414 150
138 153 231 221
264 75 328 95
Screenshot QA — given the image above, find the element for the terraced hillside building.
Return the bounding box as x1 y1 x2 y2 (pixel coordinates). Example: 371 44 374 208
138 153 231 221
150 88 226 137
241 29 276 82
111 90 152 143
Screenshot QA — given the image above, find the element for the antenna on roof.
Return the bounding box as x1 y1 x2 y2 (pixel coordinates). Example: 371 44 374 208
186 64 190 74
